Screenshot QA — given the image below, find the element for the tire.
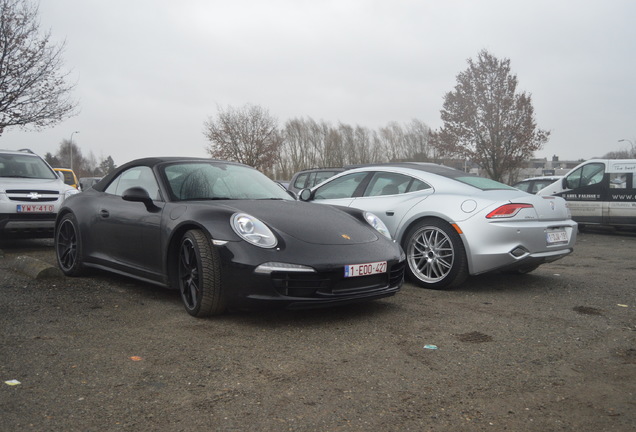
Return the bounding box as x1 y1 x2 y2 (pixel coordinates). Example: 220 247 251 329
402 218 468 289
55 213 86 276
178 229 226 317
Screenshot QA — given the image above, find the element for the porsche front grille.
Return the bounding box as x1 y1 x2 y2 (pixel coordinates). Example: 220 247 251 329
271 261 404 298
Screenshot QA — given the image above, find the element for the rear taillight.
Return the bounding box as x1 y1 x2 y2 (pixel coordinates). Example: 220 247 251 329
486 203 533 219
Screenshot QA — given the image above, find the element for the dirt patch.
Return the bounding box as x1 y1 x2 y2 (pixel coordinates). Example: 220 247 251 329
1 231 635 431
455 331 494 343
573 306 604 316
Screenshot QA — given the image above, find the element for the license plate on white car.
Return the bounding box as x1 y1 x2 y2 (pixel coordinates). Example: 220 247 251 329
16 204 54 213
546 230 568 244
344 261 387 278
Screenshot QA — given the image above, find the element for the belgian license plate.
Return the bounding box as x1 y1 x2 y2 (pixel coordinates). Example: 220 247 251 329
344 261 387 278
16 204 54 213
546 230 568 244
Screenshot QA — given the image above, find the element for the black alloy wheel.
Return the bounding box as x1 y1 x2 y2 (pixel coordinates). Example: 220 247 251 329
55 213 85 276
178 229 226 317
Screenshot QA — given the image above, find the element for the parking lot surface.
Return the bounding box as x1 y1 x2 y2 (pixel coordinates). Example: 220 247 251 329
1 230 635 431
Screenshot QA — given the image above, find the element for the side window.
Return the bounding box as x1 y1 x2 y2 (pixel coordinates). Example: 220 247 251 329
565 167 584 189
364 172 412 197
105 166 160 199
293 173 308 189
565 163 605 189
609 173 627 189
313 171 339 186
313 172 368 200
306 172 317 188
406 178 431 193
530 182 544 194
584 163 605 186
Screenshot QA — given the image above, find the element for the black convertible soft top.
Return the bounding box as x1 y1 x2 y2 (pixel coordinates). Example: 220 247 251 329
92 157 249 192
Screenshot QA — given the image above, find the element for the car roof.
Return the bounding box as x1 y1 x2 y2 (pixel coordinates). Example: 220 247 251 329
344 162 467 178
291 167 346 176
0 148 40 156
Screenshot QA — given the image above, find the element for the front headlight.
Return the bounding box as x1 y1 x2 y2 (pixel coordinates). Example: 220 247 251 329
364 211 392 239
231 213 278 248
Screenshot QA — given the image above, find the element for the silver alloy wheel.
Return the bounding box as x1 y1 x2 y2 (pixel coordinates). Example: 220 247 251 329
406 225 455 284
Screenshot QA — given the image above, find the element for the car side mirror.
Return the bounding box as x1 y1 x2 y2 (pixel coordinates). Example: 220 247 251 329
299 188 312 201
122 187 159 211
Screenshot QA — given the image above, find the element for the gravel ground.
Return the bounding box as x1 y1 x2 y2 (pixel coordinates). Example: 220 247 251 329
1 230 635 431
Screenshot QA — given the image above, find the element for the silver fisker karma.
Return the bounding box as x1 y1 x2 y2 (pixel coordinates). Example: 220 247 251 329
299 162 577 289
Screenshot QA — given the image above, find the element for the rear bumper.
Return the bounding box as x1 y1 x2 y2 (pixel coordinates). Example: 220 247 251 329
461 220 578 275
495 248 574 273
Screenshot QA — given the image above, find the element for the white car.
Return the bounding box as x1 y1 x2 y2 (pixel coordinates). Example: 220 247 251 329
0 149 79 239
512 176 562 194
300 162 578 289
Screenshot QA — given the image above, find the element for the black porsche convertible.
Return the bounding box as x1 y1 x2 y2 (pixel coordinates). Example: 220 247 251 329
54 157 405 317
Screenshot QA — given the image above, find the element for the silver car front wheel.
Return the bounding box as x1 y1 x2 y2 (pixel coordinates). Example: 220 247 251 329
403 218 468 289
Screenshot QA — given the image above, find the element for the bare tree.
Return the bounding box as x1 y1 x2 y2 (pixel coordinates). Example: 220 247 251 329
53 138 91 175
435 50 549 182
0 0 77 135
204 104 282 172
403 119 433 162
602 149 632 159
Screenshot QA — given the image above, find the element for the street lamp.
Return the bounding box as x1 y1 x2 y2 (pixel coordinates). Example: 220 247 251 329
618 139 634 157
69 131 79 170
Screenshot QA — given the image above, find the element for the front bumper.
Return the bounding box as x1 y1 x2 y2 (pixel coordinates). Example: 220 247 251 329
215 240 405 311
0 213 57 239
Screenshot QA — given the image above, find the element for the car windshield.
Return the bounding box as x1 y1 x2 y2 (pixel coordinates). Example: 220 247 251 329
0 153 57 180
163 161 294 201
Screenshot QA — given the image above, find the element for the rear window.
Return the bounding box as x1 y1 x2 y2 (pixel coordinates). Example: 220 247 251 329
411 164 515 190
454 175 516 190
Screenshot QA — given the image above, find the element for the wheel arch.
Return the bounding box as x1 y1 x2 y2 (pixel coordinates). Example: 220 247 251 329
54 207 74 231
397 214 473 275
166 222 211 289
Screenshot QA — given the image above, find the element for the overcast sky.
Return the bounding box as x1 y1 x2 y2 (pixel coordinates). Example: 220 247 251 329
3 0 635 169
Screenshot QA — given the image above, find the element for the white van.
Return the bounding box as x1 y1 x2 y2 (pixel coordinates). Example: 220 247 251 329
537 159 636 229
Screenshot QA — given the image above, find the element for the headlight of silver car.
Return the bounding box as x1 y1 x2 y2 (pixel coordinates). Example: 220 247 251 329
231 213 278 248
364 211 392 239
64 189 80 199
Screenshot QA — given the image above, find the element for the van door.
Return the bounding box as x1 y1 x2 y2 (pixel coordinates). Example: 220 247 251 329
558 162 606 224
607 172 636 225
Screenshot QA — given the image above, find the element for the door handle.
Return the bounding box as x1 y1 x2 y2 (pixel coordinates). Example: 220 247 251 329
100 209 109 218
